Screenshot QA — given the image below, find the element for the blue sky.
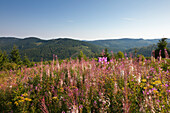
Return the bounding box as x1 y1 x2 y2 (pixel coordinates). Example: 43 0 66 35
0 0 170 40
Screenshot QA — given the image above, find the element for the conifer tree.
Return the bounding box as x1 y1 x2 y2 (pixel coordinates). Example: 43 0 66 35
23 55 31 67
0 50 8 69
10 45 21 64
99 48 110 61
104 48 110 61
155 38 170 58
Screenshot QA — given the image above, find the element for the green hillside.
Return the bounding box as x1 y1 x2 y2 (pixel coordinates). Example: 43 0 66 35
1 37 170 61
88 38 170 52
0 37 103 61
125 43 170 57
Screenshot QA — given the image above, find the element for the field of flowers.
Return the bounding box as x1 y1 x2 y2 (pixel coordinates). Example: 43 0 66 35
0 55 169 113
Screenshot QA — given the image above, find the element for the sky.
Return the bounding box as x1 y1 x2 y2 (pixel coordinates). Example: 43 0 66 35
0 0 170 40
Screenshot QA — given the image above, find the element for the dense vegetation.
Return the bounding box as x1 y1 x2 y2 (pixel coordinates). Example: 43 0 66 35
88 38 170 52
125 42 170 57
155 38 170 58
0 37 170 62
0 54 169 112
0 45 35 71
0 38 169 112
0 37 103 62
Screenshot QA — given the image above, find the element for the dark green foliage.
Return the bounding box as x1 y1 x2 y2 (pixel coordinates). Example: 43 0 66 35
125 43 170 57
0 50 8 70
0 37 170 61
98 48 111 61
2 62 18 70
23 55 31 67
104 48 110 61
0 47 33 70
88 38 170 53
161 59 170 71
78 51 87 61
10 45 21 64
137 54 145 61
117 51 124 59
0 37 103 62
155 38 170 58
0 51 4 69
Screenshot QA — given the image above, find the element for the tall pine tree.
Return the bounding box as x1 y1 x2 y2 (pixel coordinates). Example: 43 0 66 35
155 38 170 58
10 45 21 64
0 50 8 70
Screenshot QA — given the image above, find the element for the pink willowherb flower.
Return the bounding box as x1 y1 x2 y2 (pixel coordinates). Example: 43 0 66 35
39 96 49 113
164 48 169 58
159 50 162 57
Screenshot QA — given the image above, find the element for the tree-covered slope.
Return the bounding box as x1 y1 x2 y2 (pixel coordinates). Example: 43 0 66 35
88 38 170 52
124 43 170 57
1 37 170 61
0 37 103 61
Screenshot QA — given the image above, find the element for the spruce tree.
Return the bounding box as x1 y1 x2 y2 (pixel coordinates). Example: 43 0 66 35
104 48 110 61
155 38 170 58
10 45 21 64
0 50 8 70
23 55 31 67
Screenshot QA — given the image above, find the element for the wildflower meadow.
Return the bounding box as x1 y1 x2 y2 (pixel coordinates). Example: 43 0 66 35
0 54 169 113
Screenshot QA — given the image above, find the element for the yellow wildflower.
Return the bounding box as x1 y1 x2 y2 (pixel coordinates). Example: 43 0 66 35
122 88 124 90
144 87 147 89
158 94 162 97
52 96 58 100
142 79 147 82
25 98 32 101
18 99 25 103
153 89 158 93
14 101 19 106
20 96 24 100
22 93 28 97
155 80 161 85
140 83 145 87
149 85 153 88
152 82 155 85
7 102 12 105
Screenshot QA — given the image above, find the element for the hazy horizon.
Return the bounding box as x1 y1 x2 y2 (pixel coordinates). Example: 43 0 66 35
1 36 169 41
1 0 170 40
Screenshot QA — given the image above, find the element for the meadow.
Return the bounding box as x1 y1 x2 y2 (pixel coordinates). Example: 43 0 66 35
0 55 169 113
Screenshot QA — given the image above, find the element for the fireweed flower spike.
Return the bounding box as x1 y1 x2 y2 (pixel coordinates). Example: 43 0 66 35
0 54 169 112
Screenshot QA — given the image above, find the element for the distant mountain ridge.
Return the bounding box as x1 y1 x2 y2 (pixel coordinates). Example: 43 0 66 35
87 38 170 52
0 37 169 61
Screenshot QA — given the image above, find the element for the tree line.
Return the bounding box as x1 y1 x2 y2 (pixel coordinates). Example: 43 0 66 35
97 38 169 61
0 38 169 71
0 45 34 70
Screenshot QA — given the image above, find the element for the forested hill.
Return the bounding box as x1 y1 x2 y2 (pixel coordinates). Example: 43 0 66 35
0 37 103 61
124 43 170 57
87 38 170 52
0 37 170 61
